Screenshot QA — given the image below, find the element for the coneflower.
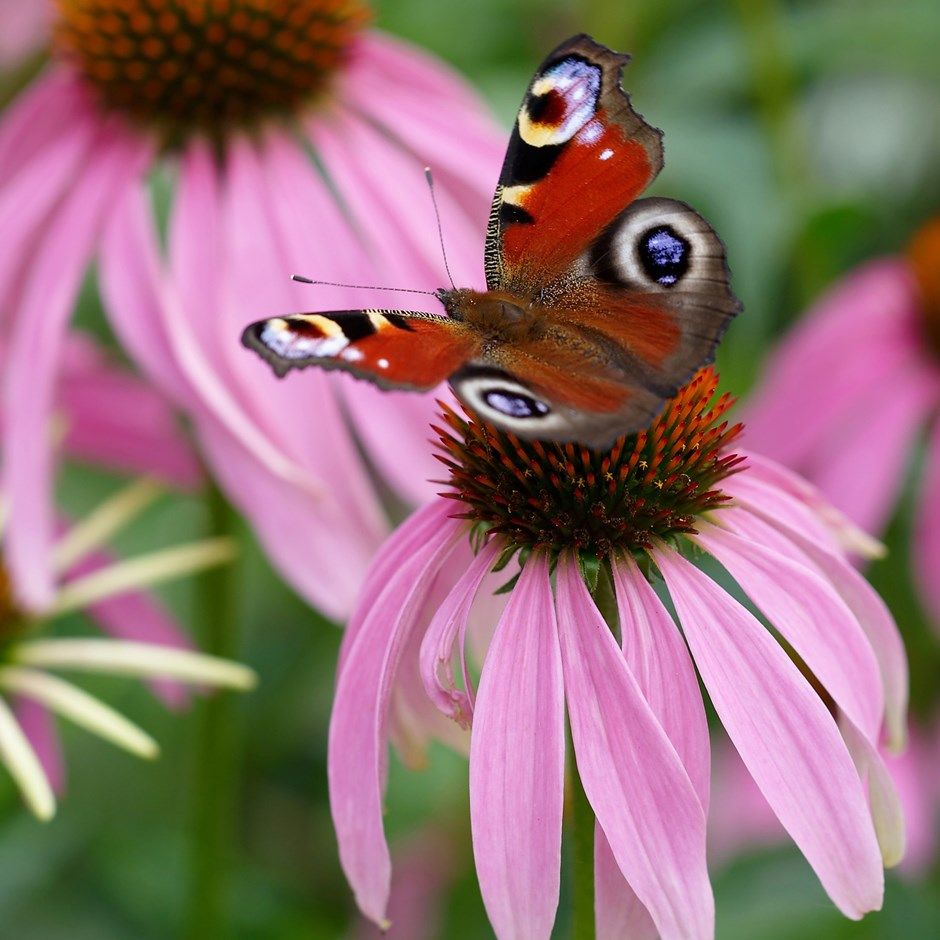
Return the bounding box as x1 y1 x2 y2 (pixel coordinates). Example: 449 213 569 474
329 367 906 940
0 0 502 620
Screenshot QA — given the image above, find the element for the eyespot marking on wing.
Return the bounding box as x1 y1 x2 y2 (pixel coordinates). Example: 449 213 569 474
518 56 602 148
638 226 690 287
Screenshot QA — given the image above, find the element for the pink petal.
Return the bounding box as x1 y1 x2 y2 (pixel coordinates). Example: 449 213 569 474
653 547 884 918
611 554 710 808
808 361 937 537
59 333 200 487
743 259 922 465
420 539 501 727
0 110 96 332
0 0 51 68
3 128 148 611
328 513 464 926
555 558 713 940
250 132 439 510
914 424 940 630
0 69 85 179
594 827 658 940
722 505 908 751
196 419 373 622
470 553 564 940
14 698 64 794
388 539 475 765
695 523 883 742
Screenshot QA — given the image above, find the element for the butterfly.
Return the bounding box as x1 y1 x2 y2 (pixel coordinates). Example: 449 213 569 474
242 34 741 448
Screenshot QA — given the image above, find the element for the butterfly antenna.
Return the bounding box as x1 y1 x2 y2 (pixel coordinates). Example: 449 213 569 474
290 275 438 298
424 167 456 289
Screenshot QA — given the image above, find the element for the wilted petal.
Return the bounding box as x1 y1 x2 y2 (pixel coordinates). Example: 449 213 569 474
654 547 883 919
420 540 501 726
556 559 713 940
470 553 564 940
329 514 464 927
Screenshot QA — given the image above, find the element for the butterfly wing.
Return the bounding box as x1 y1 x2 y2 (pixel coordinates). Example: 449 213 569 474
477 34 740 445
241 309 479 390
484 33 663 293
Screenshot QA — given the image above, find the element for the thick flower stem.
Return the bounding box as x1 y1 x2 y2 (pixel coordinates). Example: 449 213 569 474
184 486 241 939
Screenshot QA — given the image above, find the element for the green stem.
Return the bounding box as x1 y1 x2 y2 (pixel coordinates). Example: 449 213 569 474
570 563 619 940
184 486 240 939
570 758 596 940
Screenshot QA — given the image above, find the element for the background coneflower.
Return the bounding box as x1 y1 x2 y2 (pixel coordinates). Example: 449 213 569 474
0 0 503 620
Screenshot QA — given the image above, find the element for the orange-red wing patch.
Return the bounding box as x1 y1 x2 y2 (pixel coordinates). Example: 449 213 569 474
241 309 479 390
485 35 663 292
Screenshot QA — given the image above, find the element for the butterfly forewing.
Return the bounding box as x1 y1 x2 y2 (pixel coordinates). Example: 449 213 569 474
241 309 479 390
485 34 663 294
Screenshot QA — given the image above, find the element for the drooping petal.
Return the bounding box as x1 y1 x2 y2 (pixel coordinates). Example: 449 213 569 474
721 505 908 751
594 827 658 940
3 126 149 611
420 539 501 726
328 513 464 927
469 553 564 940
611 554 710 808
555 558 713 940
654 547 883 918
694 523 883 742
913 423 940 629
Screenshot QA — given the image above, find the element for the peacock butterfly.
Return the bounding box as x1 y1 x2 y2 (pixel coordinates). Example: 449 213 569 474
242 34 741 448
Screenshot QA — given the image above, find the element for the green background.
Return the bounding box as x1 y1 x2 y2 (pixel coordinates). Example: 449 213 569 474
4 0 940 936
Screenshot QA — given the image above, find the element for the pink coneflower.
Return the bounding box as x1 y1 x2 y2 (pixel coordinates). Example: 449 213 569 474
744 219 940 627
329 368 907 939
0 0 502 620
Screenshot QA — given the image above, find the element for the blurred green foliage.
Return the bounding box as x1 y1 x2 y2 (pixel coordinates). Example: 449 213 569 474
3 0 940 936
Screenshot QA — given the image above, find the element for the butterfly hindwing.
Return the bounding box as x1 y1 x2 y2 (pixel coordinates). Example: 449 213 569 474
485 34 663 293
241 309 479 391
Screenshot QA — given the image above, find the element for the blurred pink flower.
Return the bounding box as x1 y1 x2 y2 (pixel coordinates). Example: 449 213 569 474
709 724 940 879
744 221 940 627
0 2 502 620
347 831 455 940
0 0 51 68
328 371 907 940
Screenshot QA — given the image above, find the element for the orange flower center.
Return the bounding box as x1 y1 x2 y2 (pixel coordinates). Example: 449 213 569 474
54 0 370 146
908 217 940 355
436 367 744 560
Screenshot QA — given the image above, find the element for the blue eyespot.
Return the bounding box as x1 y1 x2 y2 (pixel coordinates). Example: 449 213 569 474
638 226 690 287
484 389 550 419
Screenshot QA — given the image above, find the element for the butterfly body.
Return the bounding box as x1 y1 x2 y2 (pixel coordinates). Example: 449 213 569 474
242 34 741 448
